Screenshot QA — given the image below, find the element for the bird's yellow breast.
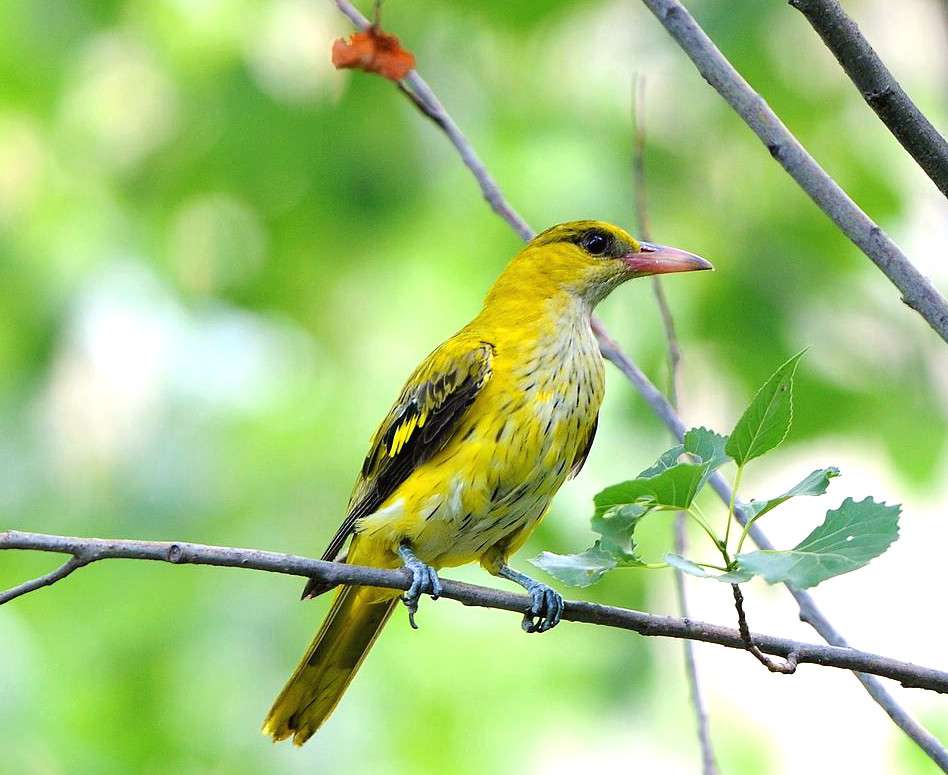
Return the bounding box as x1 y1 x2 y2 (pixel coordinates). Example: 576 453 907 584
352 297 604 570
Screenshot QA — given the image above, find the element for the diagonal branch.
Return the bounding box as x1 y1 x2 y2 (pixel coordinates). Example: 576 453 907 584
332 2 948 768
636 0 948 344
789 0 948 199
2 529 947 693
335 1 533 241
633 78 718 775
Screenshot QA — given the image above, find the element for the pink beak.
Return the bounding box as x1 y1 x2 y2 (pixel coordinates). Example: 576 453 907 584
623 241 713 276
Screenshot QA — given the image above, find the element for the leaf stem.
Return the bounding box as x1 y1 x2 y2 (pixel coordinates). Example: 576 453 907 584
690 502 733 567
696 561 730 572
724 464 744 549
687 505 722 550
734 514 758 557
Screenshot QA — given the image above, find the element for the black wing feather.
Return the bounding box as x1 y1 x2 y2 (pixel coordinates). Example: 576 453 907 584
312 338 493 572
569 413 598 479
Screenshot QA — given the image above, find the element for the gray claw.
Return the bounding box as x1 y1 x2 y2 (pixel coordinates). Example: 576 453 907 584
428 566 443 600
398 547 441 629
522 583 563 633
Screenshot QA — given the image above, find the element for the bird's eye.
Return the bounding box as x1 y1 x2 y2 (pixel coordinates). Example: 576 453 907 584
580 230 610 256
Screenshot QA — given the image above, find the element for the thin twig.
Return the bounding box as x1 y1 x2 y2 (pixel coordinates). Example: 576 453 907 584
2 529 947 693
334 0 534 241
395 83 446 130
632 78 683 408
0 555 87 605
631 78 655 241
636 0 948 344
650 279 682 396
633 77 718 775
789 0 948 199
331 3 948 768
731 583 799 674
673 516 719 774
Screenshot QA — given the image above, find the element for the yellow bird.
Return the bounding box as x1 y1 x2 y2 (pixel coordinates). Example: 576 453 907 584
263 220 711 745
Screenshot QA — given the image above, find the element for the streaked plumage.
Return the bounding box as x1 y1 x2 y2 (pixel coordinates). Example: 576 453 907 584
264 221 711 744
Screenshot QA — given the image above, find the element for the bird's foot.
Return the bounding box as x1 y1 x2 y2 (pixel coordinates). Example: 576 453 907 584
522 580 563 633
397 543 442 630
498 564 563 633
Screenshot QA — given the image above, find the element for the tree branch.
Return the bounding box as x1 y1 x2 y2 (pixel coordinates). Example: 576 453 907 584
633 78 719 775
0 554 87 605
2 529 947 693
331 3 948 768
636 0 948 345
335 1 533 241
731 582 799 674
789 0 948 199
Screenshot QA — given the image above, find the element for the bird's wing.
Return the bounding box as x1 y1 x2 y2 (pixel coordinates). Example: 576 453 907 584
320 335 495 562
569 413 598 479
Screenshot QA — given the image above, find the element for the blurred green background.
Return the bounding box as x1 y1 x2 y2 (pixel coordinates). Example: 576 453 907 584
1 0 947 772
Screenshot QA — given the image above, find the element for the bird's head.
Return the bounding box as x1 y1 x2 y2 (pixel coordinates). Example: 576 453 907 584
492 220 712 308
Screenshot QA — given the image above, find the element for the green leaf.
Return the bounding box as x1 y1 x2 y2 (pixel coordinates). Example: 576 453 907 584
530 542 644 587
683 426 731 488
594 462 708 516
573 427 734 588
665 553 753 583
683 427 730 470
725 350 806 465
635 427 728 484
591 502 650 557
745 467 841 519
638 445 685 478
736 497 900 588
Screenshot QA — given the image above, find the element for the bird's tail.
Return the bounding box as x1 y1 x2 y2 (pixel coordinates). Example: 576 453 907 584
263 584 398 745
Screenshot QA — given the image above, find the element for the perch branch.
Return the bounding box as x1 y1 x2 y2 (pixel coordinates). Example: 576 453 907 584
789 0 948 198
636 0 948 344
331 2 948 768
2 529 947 694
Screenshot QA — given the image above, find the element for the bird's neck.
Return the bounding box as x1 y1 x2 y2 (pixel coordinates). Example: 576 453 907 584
469 270 605 417
471 283 595 357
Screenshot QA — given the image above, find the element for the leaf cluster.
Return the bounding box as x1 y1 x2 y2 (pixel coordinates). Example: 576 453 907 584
532 351 901 589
